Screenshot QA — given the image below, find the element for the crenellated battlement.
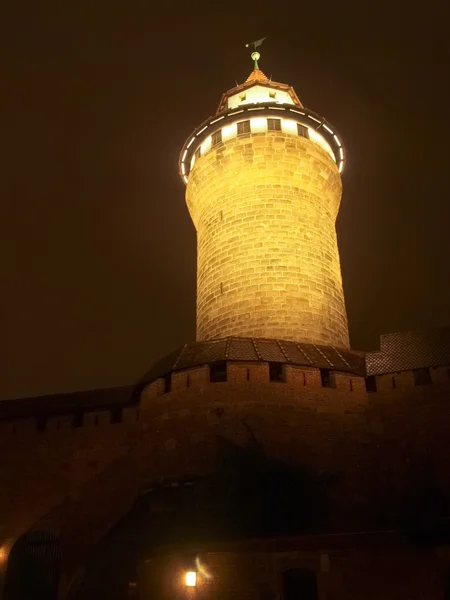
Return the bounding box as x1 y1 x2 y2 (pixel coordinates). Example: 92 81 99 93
141 360 450 408
366 364 450 393
2 361 450 439
141 362 368 405
0 403 140 439
0 362 365 441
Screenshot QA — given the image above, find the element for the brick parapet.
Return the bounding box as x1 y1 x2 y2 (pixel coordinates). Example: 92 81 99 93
171 364 210 392
1 364 450 443
368 364 450 393
2 364 450 441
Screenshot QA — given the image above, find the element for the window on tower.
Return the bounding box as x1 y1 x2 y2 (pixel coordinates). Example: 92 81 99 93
269 90 277 99
365 375 377 393
210 361 227 383
297 123 309 139
211 130 222 147
413 367 432 386
237 120 251 135
110 407 123 424
269 363 285 382
267 118 281 131
320 368 335 388
72 411 84 428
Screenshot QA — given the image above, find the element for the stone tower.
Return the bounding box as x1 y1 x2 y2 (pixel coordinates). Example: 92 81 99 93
179 52 349 348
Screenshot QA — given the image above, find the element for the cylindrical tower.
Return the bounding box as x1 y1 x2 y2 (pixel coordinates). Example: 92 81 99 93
179 59 349 349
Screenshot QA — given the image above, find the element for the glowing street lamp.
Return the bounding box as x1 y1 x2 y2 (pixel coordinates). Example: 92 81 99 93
185 571 197 587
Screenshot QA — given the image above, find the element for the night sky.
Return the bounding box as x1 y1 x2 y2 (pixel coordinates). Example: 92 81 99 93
3 1 450 400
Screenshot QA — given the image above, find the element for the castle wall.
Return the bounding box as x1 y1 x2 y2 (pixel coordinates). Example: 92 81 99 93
365 367 450 517
143 537 443 600
139 364 368 484
186 131 349 348
1 362 450 596
0 405 139 550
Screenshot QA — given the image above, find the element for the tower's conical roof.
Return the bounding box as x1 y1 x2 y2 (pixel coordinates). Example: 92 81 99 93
216 66 303 114
245 68 269 83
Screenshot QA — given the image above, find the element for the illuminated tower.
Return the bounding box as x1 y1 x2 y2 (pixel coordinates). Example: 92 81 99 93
179 50 349 349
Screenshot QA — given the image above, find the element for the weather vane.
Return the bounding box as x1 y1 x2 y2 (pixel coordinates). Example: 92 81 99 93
245 37 267 69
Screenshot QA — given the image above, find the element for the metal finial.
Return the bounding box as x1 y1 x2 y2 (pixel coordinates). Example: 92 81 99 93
251 51 260 70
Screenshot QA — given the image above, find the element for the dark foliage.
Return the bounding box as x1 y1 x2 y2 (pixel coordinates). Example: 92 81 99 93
399 461 449 531
368 457 450 533
191 434 334 540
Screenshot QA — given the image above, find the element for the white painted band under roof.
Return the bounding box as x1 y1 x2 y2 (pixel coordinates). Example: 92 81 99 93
180 108 345 181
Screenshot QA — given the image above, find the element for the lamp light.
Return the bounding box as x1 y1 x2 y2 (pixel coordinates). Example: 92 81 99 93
185 571 197 587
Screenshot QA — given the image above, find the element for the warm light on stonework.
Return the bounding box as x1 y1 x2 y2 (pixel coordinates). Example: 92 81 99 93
182 68 349 348
187 116 337 174
228 84 294 109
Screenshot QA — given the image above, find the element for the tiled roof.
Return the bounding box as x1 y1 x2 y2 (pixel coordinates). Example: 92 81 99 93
0 386 134 420
365 326 450 375
136 337 366 392
5 328 448 421
245 68 269 83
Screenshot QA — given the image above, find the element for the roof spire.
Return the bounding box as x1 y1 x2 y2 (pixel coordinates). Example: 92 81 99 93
244 37 269 83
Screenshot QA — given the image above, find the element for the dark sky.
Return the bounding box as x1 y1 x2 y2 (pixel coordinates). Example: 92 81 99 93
3 0 450 400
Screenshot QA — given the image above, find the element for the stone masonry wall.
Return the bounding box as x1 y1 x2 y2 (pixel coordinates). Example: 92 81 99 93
186 131 349 348
0 363 369 568
0 406 139 555
1 362 450 597
143 539 443 600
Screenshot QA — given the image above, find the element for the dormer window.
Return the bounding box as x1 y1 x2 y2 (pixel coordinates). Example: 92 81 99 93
269 90 277 99
239 93 246 101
